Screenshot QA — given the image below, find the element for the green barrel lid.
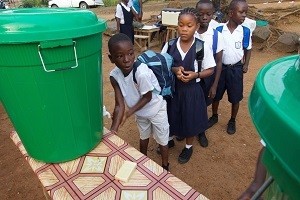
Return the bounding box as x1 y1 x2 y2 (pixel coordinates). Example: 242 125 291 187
249 55 300 199
0 8 107 43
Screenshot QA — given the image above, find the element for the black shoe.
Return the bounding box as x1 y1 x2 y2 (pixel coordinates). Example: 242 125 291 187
175 136 184 141
227 120 236 135
156 139 175 154
198 133 208 147
162 163 169 171
178 147 193 164
208 115 218 128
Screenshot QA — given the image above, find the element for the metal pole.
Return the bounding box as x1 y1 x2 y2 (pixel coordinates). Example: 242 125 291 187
251 176 274 200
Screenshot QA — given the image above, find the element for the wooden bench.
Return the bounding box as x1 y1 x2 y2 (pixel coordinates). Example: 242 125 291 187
134 34 149 52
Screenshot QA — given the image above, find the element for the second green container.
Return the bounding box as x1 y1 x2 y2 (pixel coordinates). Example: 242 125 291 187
0 8 107 163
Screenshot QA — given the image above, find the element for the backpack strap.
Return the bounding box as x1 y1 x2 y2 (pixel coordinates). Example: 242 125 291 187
167 38 176 53
212 29 219 55
132 60 141 84
195 39 204 71
242 25 250 49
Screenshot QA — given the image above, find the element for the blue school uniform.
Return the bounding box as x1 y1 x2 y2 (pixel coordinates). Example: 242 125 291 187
119 3 134 43
214 24 252 104
167 38 208 138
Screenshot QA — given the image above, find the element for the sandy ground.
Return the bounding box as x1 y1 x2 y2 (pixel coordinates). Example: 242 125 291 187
0 1 298 199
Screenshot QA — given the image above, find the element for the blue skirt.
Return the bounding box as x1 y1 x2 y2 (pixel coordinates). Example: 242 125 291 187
167 82 208 138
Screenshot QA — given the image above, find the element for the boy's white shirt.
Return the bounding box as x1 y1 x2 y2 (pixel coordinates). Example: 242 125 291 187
161 37 216 82
115 2 137 24
210 17 256 33
110 63 163 118
219 23 252 65
208 19 220 29
194 27 224 55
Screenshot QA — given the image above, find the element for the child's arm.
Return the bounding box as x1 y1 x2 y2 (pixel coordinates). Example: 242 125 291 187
115 4 122 33
138 0 143 21
209 50 223 99
130 7 139 20
181 68 214 83
243 49 251 73
238 148 267 200
122 91 152 125
116 17 121 33
110 76 125 133
172 66 185 80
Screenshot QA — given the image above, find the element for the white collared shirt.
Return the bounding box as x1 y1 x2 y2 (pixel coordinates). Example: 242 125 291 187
219 24 252 65
161 37 216 82
110 63 163 118
195 27 224 55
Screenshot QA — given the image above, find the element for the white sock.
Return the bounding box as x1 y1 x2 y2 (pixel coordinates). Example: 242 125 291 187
169 136 174 141
185 144 192 149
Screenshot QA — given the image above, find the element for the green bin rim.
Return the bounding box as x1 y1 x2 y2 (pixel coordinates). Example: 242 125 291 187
248 54 300 190
248 54 300 138
0 8 107 43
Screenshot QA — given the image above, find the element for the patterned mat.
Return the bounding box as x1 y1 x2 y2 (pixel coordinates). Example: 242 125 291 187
10 129 209 200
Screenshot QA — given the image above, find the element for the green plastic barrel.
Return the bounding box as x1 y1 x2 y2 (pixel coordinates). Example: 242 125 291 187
0 8 107 163
249 55 300 199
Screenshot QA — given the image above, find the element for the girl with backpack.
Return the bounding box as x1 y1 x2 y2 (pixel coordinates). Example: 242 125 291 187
161 7 216 164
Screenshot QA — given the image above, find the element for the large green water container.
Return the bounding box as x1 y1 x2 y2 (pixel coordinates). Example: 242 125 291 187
249 55 300 199
0 8 106 163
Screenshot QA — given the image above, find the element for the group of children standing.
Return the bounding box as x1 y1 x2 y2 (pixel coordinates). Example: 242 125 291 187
109 0 252 171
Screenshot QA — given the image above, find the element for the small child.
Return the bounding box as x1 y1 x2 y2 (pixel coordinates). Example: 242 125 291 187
108 33 169 170
207 0 252 135
195 0 224 147
115 0 137 43
129 0 143 22
161 8 215 164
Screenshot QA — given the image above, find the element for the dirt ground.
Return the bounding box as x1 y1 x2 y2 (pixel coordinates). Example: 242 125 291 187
0 1 298 200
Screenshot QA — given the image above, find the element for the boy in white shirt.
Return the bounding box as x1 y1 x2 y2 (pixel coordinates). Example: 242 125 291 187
108 33 169 170
195 0 224 147
207 0 252 135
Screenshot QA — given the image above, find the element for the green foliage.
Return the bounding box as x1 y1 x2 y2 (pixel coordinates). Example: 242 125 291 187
103 0 119 7
21 0 47 7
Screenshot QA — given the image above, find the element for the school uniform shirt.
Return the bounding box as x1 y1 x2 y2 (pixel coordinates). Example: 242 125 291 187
219 23 252 65
242 17 256 33
161 37 216 82
208 19 221 29
115 2 137 24
209 18 255 33
195 27 224 55
110 63 164 118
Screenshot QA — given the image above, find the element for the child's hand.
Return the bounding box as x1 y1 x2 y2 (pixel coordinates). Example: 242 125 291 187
110 129 118 135
121 111 129 126
175 66 185 80
243 64 249 73
181 71 197 83
209 84 217 99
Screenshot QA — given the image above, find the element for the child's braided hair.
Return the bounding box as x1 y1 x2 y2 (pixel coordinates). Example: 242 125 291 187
178 7 201 24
